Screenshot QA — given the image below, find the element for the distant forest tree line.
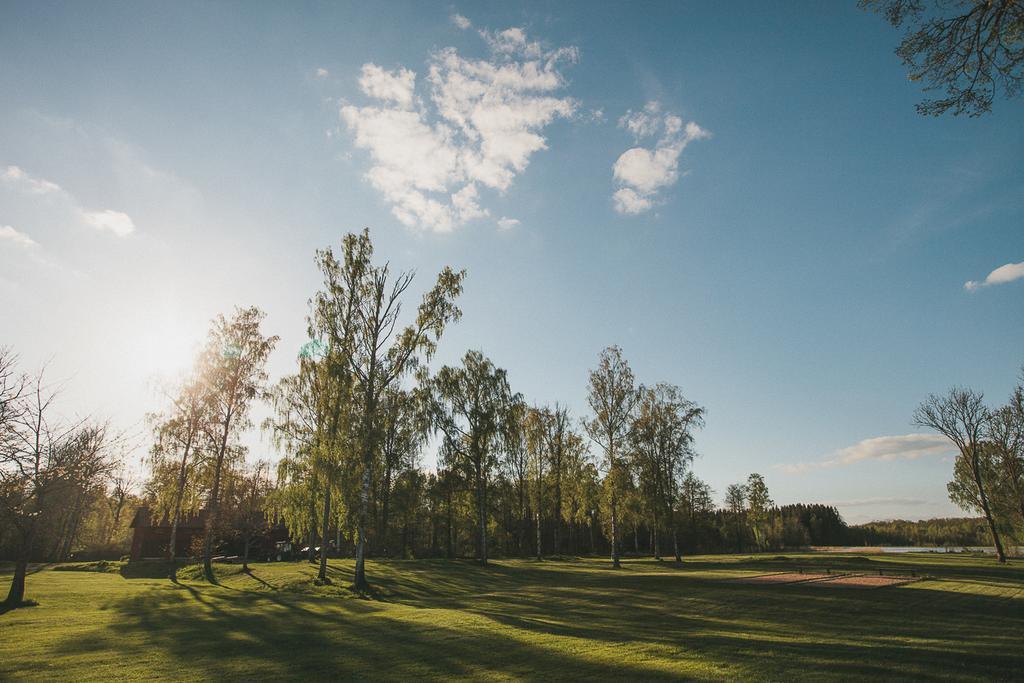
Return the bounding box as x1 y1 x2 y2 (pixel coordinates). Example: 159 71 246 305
3 230 1022 607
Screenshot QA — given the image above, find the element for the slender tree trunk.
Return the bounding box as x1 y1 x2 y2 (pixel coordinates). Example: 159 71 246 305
972 457 1007 562
168 437 192 562
476 459 488 566
553 465 562 556
653 506 661 560
353 462 371 589
517 481 526 556
589 512 596 554
60 500 84 561
243 536 250 572
203 425 231 583
381 463 392 557
446 487 453 559
318 483 332 581
672 507 681 562
610 489 620 568
609 433 620 569
307 497 316 563
535 509 542 561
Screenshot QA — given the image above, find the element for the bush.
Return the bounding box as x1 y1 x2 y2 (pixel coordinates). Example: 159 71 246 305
53 560 124 573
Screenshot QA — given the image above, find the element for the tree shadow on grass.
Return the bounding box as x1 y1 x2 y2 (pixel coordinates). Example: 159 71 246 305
44 558 1024 681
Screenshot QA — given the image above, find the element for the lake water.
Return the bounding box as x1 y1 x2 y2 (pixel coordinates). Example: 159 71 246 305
813 546 1024 554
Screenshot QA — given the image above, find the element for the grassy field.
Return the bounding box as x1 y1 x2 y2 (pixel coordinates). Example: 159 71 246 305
1 553 1022 681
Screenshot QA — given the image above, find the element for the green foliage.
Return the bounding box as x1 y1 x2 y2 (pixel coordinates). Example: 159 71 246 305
862 0 1024 116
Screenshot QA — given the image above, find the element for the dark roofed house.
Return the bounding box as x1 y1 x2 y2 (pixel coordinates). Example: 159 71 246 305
129 507 207 561
129 506 294 562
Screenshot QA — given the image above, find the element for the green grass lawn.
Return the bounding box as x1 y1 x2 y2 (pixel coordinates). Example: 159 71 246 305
1 553 1021 681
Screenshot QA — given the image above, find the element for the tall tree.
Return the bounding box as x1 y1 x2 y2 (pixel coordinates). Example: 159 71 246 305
502 400 530 555
343 229 465 591
540 404 572 555
431 350 517 567
745 473 774 551
725 483 748 552
149 375 208 563
915 387 1007 562
198 307 278 582
862 0 1024 116
987 378 1024 528
231 460 274 572
1 352 103 608
630 383 705 561
584 346 640 569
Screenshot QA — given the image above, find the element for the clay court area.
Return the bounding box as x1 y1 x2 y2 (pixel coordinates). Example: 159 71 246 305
734 572 917 588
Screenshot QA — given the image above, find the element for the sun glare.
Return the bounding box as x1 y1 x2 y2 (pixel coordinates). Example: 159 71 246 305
116 311 203 385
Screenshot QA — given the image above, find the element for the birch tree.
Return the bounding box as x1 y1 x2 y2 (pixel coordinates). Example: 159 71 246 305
198 307 278 581
584 346 639 569
342 229 464 591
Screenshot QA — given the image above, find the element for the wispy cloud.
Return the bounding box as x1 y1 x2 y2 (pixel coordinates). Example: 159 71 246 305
497 216 520 231
612 101 708 215
776 433 952 474
81 209 135 237
1 165 62 195
315 67 330 79
0 225 38 248
340 21 577 232
964 261 1024 292
827 497 930 508
1 164 135 238
451 13 472 30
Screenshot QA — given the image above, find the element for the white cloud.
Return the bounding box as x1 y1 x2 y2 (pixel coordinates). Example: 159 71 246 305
340 25 577 232
81 209 135 237
964 261 1024 291
776 433 952 474
497 216 520 231
0 225 38 248
316 67 330 79
357 64 417 109
1 165 62 195
612 103 708 215
451 13 472 30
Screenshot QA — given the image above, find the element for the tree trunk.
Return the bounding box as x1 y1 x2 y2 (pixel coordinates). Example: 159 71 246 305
587 514 594 553
610 490 620 568
353 462 371 590
168 436 192 562
553 467 562 556
446 487 454 559
476 459 488 566
4 527 34 608
243 536 250 572
972 456 1007 562
652 505 660 560
535 510 542 561
672 507 681 562
380 462 392 557
203 427 230 583
318 483 332 582
61 499 86 562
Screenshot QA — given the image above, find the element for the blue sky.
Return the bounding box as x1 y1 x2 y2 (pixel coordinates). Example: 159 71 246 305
1 2 1022 524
